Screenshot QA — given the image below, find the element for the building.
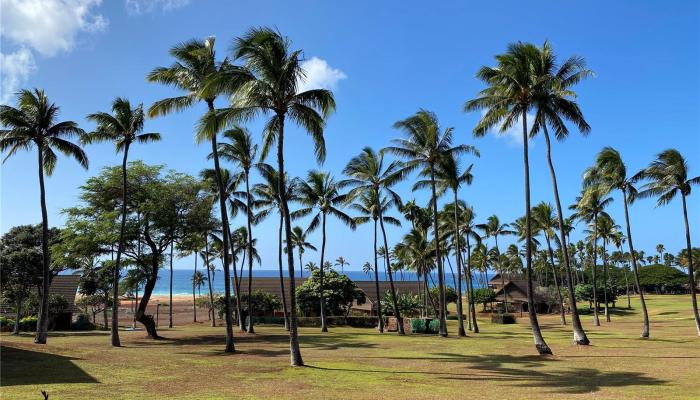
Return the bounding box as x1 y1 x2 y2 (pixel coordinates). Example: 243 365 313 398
488 273 548 313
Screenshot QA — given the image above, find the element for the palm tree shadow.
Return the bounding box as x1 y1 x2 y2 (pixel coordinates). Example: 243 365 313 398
1 345 98 386
433 353 666 394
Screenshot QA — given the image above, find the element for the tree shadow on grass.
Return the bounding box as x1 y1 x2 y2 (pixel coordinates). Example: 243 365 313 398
0 345 98 386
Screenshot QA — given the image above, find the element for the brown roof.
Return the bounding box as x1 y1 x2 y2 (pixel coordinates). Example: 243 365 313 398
492 279 546 304
0 274 81 316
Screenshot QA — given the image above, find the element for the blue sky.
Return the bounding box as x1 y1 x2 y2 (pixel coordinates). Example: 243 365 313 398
1 0 699 271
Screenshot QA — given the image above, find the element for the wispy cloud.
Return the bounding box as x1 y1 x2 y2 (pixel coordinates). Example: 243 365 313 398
125 0 190 15
297 57 347 93
0 0 106 103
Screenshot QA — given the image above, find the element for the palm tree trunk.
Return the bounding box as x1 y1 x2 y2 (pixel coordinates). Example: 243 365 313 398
193 251 198 323
602 239 610 323
277 114 303 366
373 218 384 333
109 144 129 346
377 194 404 335
522 111 551 355
466 236 479 333
227 226 244 331
621 190 649 337
453 191 466 337
681 194 700 336
206 101 235 352
592 214 600 326
244 170 255 334
169 242 174 328
204 237 216 327
298 250 303 279
542 125 588 344
545 235 566 325
429 165 447 337
278 215 290 331
319 213 329 332
624 267 631 309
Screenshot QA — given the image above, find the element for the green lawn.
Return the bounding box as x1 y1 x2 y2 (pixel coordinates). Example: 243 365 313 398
2 295 699 399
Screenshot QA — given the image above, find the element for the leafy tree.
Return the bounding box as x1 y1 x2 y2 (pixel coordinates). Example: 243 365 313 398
1 89 88 344
296 269 366 317
381 292 423 318
638 265 689 293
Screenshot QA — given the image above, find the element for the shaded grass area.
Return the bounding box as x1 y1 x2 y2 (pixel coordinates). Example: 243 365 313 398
1 295 698 399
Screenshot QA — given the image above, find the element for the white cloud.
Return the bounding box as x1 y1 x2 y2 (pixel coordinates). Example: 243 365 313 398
297 57 347 93
125 0 190 15
0 0 107 57
0 48 37 104
481 110 534 147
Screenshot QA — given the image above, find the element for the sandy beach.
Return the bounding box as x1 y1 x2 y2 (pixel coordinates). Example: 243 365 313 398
110 295 223 328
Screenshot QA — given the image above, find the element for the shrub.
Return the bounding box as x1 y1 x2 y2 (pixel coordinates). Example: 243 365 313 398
381 291 423 317
427 319 441 333
71 314 96 330
410 318 427 333
491 313 516 324
292 316 381 328
0 316 15 332
19 315 38 331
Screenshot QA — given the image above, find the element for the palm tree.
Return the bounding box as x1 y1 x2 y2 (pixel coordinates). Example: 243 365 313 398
465 42 553 354
1 89 88 344
83 97 160 346
528 41 593 345
305 261 318 274
362 262 373 276
457 204 482 333
477 215 515 309
350 190 402 333
417 151 479 336
343 147 407 334
288 226 317 279
386 110 477 337
532 202 566 325
217 126 259 334
583 147 649 336
394 229 436 316
147 37 238 352
637 149 700 336
656 244 665 264
206 28 335 366
595 214 620 323
571 186 612 327
335 257 349 273
293 171 355 332
192 271 207 297
253 164 300 331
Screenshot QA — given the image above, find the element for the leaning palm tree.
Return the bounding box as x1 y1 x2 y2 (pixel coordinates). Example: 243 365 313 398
253 164 300 331
288 226 317 279
216 126 259 333
465 42 553 354
350 190 402 333
385 110 477 337
1 89 88 344
205 28 335 366
532 202 566 326
83 97 160 347
147 37 239 352
637 149 700 336
343 147 407 334
583 147 649 336
529 41 593 345
571 186 612 327
293 171 355 332
416 151 479 336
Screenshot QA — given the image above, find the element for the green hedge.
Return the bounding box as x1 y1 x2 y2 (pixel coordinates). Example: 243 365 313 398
19 316 38 331
263 316 381 328
410 318 427 333
410 318 442 334
491 313 516 324
71 314 96 331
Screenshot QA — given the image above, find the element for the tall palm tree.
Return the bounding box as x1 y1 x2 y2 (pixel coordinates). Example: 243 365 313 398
147 37 238 352
288 226 317 279
253 164 300 331
293 171 355 332
457 204 482 333
335 257 349 273
528 41 593 345
637 149 700 336
351 190 402 333
532 202 566 325
343 147 407 334
217 126 259 333
386 110 477 337
477 215 515 308
1 89 88 344
595 214 620 323
417 151 479 336
583 147 649 336
362 262 373 276
571 186 612 327
83 97 160 346
465 42 553 354
192 271 207 296
206 28 335 365
394 228 436 316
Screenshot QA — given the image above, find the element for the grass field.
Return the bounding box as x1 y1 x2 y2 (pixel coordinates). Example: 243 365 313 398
2 295 699 399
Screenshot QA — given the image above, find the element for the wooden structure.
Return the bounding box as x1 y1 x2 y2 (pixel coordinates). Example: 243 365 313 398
0 274 81 329
488 273 548 313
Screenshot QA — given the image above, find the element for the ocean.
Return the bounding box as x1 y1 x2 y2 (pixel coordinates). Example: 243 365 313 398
150 268 491 296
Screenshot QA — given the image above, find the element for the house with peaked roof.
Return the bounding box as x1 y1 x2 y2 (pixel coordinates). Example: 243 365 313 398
0 274 81 329
488 273 549 313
